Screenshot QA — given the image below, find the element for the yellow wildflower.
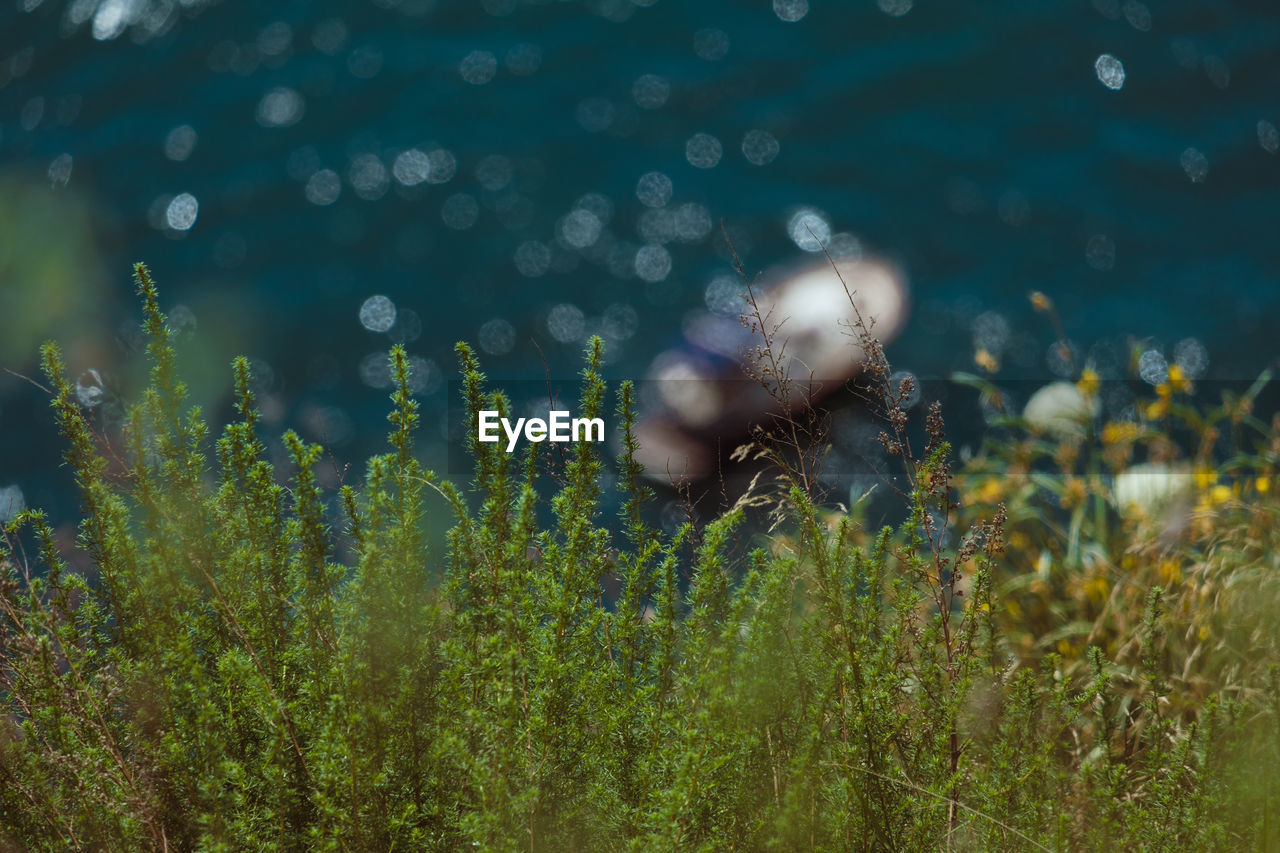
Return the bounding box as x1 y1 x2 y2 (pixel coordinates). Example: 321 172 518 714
1209 484 1232 505
1061 477 1087 509
1054 440 1080 471
1256 476 1271 495
973 479 1004 505
1101 421 1140 445
1158 559 1182 585
1076 367 1100 398
1167 364 1192 393
1083 575 1109 603
1145 398 1169 420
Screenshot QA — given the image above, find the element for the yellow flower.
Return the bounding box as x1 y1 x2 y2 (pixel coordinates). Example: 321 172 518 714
1029 291 1053 312
1209 484 1232 505
971 479 1004 505
1101 421 1141 445
1167 364 1192 393
975 348 999 373
1145 398 1169 420
1158 559 1182 585
1076 367 1100 398
1061 477 1087 509
1194 467 1216 491
1083 575 1109 603
1256 476 1270 495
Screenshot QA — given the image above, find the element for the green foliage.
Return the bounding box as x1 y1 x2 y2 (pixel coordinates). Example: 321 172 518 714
2 265 1277 851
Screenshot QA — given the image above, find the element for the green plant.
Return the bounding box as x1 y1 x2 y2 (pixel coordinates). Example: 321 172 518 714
2 264 1277 851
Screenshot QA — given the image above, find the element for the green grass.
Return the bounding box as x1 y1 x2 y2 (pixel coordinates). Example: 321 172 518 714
2 264 1277 851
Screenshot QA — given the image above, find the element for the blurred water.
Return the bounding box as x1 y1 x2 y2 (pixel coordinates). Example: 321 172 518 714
2 0 1278 519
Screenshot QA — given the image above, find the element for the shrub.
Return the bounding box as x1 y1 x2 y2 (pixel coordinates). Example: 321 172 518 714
2 264 1277 850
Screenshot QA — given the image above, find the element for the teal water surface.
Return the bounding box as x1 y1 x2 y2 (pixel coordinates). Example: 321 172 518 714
2 0 1278 520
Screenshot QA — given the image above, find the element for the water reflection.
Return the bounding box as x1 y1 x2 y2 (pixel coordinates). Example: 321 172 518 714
3 0 1278 515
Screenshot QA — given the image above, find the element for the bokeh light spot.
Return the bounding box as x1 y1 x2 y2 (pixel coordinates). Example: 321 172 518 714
479 318 516 355
165 124 198 161
305 169 341 205
359 295 397 332
256 87 305 127
741 129 779 165
632 74 670 109
1094 54 1125 90
165 193 199 231
788 208 831 252
459 50 498 85
773 0 809 22
547 304 586 343
636 171 673 208
634 245 672 282
1180 147 1208 183
685 133 723 169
